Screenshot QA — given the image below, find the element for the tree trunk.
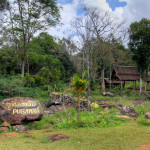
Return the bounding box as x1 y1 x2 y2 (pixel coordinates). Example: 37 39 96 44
101 67 105 92
88 84 91 97
145 81 147 91
140 77 142 94
21 58 25 76
77 94 81 122
109 65 111 89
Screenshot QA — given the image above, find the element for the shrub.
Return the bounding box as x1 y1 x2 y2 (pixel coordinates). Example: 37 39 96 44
28 108 129 130
134 106 148 116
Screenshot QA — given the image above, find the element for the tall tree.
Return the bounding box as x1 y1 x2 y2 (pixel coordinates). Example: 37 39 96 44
0 0 60 76
128 18 150 93
72 6 126 92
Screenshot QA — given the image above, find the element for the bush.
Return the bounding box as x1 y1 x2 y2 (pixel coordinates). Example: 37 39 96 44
134 106 148 116
27 108 129 130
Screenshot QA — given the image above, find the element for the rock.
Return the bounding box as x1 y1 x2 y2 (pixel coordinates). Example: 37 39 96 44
13 125 29 132
44 93 75 115
50 92 62 105
104 107 109 112
42 130 54 133
145 112 150 119
56 118 62 122
48 134 69 142
0 127 9 132
25 135 32 138
0 97 43 125
96 102 122 109
103 92 115 97
80 100 91 111
119 106 137 118
49 92 75 106
1 121 10 127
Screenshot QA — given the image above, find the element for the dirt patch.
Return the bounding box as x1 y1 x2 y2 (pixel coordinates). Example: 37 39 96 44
25 134 32 138
3 132 21 137
116 115 130 119
140 144 150 150
0 137 7 141
42 130 55 133
48 134 69 142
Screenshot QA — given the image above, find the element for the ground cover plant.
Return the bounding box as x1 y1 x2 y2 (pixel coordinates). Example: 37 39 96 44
24 107 130 130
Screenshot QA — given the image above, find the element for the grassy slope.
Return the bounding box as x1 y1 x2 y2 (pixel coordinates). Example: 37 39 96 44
1 123 150 150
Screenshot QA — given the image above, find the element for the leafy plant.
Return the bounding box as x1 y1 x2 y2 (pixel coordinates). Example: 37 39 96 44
72 73 88 121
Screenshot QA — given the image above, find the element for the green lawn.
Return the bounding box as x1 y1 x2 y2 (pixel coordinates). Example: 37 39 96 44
1 123 150 150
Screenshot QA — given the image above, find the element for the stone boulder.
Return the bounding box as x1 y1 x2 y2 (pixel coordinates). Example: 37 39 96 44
49 92 75 106
0 97 43 125
48 134 69 142
103 92 115 97
80 100 91 111
119 106 137 118
13 125 29 132
145 112 150 119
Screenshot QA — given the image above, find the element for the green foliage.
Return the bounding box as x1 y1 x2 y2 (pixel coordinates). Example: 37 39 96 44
134 106 148 116
28 108 129 129
129 18 150 75
72 73 88 94
0 75 24 98
9 125 15 132
137 119 150 126
0 75 50 102
90 102 99 109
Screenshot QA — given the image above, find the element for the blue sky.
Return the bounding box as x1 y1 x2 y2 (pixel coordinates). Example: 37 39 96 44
106 0 127 11
57 0 127 12
50 0 150 40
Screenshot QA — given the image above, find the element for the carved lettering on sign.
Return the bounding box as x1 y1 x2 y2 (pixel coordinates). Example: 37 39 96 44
6 102 36 110
12 107 40 115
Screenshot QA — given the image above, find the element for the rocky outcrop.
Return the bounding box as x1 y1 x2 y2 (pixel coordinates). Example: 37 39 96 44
80 100 91 111
145 112 150 119
119 106 137 117
44 93 75 115
49 92 75 106
103 92 115 97
0 97 43 125
13 125 29 132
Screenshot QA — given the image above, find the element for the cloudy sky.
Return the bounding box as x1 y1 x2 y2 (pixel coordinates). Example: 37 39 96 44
49 0 150 41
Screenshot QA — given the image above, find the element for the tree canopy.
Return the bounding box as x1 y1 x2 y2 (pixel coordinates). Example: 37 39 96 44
128 18 150 75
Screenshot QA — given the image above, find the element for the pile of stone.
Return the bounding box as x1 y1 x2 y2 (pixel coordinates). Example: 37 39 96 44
44 92 75 115
80 100 91 111
119 106 138 118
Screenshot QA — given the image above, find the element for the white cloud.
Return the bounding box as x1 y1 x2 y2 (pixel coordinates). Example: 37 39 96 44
49 0 81 39
49 0 150 43
82 0 111 11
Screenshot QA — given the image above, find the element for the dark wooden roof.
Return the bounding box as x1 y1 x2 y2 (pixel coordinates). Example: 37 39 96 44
112 66 140 81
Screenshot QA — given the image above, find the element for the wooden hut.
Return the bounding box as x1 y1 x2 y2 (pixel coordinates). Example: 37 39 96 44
104 78 124 88
111 65 140 89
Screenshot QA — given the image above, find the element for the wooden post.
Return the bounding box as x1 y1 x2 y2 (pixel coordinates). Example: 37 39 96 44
135 81 137 90
140 77 142 94
123 81 125 89
145 81 147 91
